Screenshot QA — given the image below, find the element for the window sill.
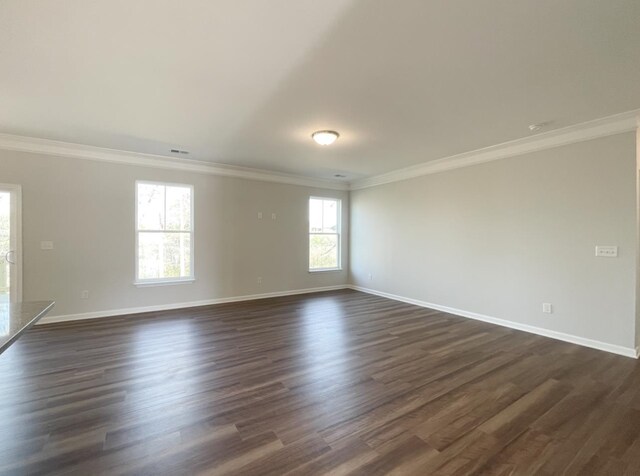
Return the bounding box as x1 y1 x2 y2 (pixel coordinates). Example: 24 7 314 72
308 268 343 273
134 279 195 288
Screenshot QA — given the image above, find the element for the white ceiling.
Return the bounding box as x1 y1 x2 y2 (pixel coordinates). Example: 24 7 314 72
1 0 639 182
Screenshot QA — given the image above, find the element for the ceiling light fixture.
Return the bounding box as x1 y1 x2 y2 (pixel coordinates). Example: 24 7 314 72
312 130 339 145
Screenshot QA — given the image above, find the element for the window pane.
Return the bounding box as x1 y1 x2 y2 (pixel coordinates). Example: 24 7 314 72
309 198 323 232
309 234 338 269
166 186 191 231
322 200 337 233
137 183 165 230
138 232 191 280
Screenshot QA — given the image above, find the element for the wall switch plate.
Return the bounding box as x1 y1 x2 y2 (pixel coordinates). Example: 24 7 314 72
257 212 263 219
81 290 89 299
542 303 553 314
368 273 373 280
595 245 618 257
41 241 54 250
257 277 262 285
271 213 277 220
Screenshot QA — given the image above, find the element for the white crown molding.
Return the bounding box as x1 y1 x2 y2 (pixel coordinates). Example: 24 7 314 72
0 133 349 191
350 109 640 190
350 285 638 358
2 109 638 192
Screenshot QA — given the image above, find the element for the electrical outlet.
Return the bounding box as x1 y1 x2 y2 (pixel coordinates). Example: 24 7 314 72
542 303 553 314
257 212 263 219
271 213 277 220
368 273 373 280
40 241 54 250
81 290 89 299
257 277 262 285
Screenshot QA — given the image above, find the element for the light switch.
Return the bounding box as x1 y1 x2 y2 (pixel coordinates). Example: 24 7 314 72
41 241 54 250
595 246 618 258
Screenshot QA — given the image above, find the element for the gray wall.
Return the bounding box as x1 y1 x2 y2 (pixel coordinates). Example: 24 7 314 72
0 150 349 317
350 133 637 349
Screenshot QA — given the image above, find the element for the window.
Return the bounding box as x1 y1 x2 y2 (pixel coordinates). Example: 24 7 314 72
309 197 341 271
135 181 193 285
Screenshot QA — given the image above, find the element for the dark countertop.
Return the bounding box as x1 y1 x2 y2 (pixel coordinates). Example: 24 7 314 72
0 301 55 355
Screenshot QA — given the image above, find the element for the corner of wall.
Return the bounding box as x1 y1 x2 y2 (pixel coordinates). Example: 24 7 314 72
635 126 640 352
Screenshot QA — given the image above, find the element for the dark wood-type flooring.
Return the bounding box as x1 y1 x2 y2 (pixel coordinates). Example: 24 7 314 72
2 289 640 475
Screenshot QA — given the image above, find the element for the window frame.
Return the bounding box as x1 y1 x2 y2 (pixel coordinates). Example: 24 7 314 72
308 196 342 273
134 180 195 286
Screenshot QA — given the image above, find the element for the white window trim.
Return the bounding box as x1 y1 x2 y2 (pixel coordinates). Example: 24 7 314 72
308 196 342 272
134 278 195 287
134 180 195 286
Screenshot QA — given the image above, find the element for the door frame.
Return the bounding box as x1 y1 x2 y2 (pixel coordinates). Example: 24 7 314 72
0 183 22 302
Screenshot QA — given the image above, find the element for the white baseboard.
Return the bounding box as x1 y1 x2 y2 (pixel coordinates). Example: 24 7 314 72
349 285 639 359
37 283 639 359
38 285 350 325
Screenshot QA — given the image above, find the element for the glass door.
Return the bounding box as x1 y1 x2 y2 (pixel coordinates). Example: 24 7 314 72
0 185 21 304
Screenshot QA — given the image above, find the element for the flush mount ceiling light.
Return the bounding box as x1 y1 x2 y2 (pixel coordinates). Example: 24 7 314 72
312 130 339 145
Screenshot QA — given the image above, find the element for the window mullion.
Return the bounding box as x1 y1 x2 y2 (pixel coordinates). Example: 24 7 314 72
137 230 191 233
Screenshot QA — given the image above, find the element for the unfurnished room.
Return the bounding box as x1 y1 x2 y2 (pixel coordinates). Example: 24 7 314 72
1 1 640 474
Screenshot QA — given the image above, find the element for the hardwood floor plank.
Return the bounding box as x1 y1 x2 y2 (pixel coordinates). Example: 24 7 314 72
1 289 639 475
